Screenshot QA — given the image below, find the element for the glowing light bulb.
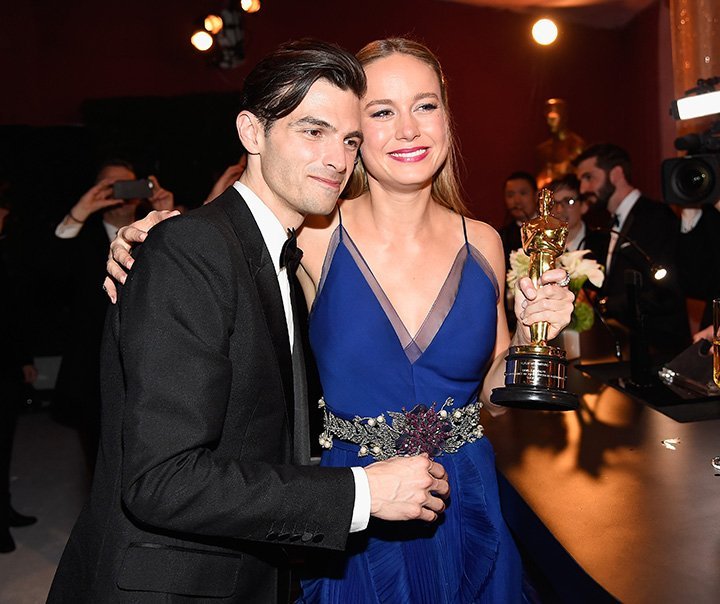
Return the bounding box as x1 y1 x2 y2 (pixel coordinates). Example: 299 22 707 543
204 14 223 34
191 30 214 52
241 0 261 13
532 19 559 46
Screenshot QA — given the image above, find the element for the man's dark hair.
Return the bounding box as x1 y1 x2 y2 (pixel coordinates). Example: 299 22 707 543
504 171 538 192
548 173 580 194
96 158 136 176
239 39 366 132
573 143 632 182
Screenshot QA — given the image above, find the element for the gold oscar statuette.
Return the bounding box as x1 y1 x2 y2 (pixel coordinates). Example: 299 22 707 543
491 188 579 411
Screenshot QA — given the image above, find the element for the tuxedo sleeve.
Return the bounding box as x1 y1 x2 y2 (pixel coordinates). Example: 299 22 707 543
118 215 355 550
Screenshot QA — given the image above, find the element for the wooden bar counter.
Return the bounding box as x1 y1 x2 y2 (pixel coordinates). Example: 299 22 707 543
484 361 720 603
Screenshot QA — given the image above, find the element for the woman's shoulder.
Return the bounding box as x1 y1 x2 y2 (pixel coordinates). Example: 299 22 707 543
461 215 506 281
463 216 502 252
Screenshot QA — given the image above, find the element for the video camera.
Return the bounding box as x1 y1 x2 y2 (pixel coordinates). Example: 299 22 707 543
662 77 720 206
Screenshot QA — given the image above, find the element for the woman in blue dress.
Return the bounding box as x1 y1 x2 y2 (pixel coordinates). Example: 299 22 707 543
105 37 574 604
294 38 573 603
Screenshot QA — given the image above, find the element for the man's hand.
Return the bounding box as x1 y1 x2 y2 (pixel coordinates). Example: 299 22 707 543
103 210 179 303
148 175 175 211
22 364 38 384
69 179 122 223
693 324 715 343
514 267 575 344
364 454 449 522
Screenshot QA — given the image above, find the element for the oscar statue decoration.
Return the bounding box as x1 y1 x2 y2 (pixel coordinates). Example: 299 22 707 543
491 188 580 411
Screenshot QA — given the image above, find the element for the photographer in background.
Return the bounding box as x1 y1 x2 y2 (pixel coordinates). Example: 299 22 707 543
678 200 720 338
55 159 174 240
661 115 720 342
52 160 175 473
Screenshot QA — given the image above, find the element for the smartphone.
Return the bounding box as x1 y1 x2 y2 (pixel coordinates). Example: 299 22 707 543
112 178 154 200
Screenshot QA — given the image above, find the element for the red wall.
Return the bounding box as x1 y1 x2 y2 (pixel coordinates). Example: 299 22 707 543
0 0 664 226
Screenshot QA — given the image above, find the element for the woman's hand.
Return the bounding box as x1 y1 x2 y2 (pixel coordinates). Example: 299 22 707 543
514 267 575 344
204 159 246 205
103 210 179 303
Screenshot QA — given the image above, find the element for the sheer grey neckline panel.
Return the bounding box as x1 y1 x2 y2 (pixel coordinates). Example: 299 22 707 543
312 223 499 364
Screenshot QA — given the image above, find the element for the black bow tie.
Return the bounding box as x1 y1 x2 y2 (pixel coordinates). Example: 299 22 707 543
280 228 303 275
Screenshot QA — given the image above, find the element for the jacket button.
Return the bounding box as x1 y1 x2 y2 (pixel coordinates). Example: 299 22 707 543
312 533 324 543
300 531 313 543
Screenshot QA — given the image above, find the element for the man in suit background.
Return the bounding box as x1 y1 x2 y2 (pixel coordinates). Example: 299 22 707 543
575 143 690 356
678 201 720 333
52 160 174 472
47 40 449 604
498 171 538 265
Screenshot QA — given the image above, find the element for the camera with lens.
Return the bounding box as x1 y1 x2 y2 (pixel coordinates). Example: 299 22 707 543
662 77 720 206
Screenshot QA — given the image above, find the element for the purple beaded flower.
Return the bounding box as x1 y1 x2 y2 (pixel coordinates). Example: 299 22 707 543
394 404 453 458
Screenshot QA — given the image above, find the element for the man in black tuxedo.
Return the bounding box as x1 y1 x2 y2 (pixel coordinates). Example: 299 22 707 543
47 40 449 604
575 143 690 355
498 171 538 265
678 202 720 332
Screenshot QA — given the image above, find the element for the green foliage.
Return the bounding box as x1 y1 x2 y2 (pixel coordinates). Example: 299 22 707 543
568 300 594 333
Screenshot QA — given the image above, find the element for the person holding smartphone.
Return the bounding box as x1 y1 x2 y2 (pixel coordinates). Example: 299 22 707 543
52 160 175 472
55 160 174 241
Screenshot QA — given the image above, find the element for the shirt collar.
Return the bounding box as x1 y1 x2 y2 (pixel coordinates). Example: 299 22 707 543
614 189 641 229
234 181 288 274
102 220 118 242
566 221 587 251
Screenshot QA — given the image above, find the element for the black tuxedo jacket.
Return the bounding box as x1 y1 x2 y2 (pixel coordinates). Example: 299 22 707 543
52 216 111 443
47 187 355 603
499 220 522 266
677 205 720 328
583 196 690 354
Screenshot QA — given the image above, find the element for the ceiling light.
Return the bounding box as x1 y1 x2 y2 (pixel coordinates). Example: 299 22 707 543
241 0 261 13
204 14 223 35
532 19 558 46
191 30 214 52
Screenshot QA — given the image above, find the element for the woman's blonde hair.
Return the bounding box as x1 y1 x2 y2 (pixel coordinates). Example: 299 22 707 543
342 38 468 216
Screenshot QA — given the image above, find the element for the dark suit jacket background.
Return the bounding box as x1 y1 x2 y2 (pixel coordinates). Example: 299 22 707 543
677 205 720 328
499 221 522 267
47 188 355 603
1 236 34 503
51 216 110 458
583 196 690 355
498 221 521 331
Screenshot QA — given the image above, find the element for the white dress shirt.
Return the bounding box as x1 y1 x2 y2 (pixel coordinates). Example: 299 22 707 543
233 181 371 533
565 222 587 252
234 182 294 349
680 207 702 233
55 219 118 242
607 189 641 272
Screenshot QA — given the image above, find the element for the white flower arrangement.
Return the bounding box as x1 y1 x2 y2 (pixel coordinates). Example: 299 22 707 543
507 249 605 333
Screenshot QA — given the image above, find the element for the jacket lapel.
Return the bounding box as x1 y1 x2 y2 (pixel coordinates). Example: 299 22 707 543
216 187 296 436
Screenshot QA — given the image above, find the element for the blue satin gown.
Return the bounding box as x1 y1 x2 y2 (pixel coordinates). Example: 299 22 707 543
300 213 524 603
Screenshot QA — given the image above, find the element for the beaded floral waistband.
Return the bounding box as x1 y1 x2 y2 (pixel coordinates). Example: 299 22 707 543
318 397 484 461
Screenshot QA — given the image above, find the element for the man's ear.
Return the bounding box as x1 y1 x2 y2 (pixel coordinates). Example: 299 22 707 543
236 111 263 154
608 164 624 186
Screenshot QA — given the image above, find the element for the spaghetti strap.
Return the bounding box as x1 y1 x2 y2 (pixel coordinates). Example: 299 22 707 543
337 206 344 240
461 214 469 248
